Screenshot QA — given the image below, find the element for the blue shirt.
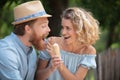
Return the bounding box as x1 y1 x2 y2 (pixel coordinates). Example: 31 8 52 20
0 33 37 80
39 49 96 80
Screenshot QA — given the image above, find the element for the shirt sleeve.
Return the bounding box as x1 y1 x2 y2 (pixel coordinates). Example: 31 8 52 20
38 50 51 61
0 46 22 80
80 55 97 69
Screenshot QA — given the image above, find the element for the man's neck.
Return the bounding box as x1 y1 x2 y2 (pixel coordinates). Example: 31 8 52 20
17 35 31 47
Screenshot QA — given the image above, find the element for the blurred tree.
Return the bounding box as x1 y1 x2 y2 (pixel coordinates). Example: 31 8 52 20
0 0 68 37
79 0 120 49
41 0 68 36
0 0 120 49
0 0 31 38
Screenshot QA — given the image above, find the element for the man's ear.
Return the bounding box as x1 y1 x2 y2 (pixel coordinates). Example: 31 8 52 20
25 25 32 33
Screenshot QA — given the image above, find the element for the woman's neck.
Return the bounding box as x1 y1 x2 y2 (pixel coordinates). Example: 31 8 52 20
61 40 84 53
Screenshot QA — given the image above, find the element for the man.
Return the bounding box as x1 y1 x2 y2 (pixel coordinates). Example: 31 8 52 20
0 0 51 80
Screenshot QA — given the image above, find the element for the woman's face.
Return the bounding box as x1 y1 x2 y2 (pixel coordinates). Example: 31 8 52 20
61 18 77 45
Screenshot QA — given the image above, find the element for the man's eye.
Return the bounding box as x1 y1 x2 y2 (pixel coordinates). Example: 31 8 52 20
42 26 44 28
41 25 46 28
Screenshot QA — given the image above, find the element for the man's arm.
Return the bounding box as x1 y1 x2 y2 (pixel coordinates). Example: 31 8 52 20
0 48 22 80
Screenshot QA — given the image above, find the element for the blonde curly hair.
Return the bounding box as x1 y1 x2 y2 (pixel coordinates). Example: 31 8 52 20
61 7 100 45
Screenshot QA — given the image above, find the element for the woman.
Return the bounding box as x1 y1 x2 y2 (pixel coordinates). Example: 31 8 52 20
35 7 100 80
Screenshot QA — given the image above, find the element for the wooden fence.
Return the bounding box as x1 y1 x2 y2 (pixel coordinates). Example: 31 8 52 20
85 48 120 80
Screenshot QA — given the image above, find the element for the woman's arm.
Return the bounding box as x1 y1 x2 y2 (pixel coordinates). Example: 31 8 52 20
58 64 88 80
46 37 88 80
35 56 62 80
58 45 96 80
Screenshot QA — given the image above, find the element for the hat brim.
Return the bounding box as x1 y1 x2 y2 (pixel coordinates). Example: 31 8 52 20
12 14 52 25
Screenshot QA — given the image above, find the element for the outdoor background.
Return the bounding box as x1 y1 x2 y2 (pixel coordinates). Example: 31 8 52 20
0 0 120 80
0 0 120 52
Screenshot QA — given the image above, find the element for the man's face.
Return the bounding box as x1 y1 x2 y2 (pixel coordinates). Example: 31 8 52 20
29 17 50 50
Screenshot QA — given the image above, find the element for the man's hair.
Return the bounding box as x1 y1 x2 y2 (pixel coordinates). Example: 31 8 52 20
13 19 37 36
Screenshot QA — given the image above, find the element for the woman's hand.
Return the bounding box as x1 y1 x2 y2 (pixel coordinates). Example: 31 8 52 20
46 37 55 57
46 37 63 71
49 55 62 71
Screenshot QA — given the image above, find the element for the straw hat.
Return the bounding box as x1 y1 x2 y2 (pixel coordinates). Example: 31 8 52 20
12 0 51 25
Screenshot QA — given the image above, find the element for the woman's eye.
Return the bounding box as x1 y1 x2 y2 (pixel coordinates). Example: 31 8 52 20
61 26 71 31
66 26 70 30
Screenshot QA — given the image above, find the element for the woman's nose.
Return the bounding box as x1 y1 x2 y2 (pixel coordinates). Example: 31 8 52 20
61 29 67 35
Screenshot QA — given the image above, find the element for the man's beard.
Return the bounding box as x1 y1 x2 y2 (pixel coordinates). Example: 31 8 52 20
29 31 47 50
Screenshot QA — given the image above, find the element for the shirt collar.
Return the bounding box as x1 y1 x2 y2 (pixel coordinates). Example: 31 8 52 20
11 32 33 55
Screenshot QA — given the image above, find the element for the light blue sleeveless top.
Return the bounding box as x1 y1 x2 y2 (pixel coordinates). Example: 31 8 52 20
39 49 96 80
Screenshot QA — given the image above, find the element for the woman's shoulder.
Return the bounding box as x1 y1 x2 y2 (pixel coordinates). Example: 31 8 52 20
81 45 96 55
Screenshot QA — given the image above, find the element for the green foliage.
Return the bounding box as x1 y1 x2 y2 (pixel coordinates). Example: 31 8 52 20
68 0 81 6
0 0 120 51
0 0 31 38
94 29 108 53
111 42 120 49
67 0 120 51
0 1 16 38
